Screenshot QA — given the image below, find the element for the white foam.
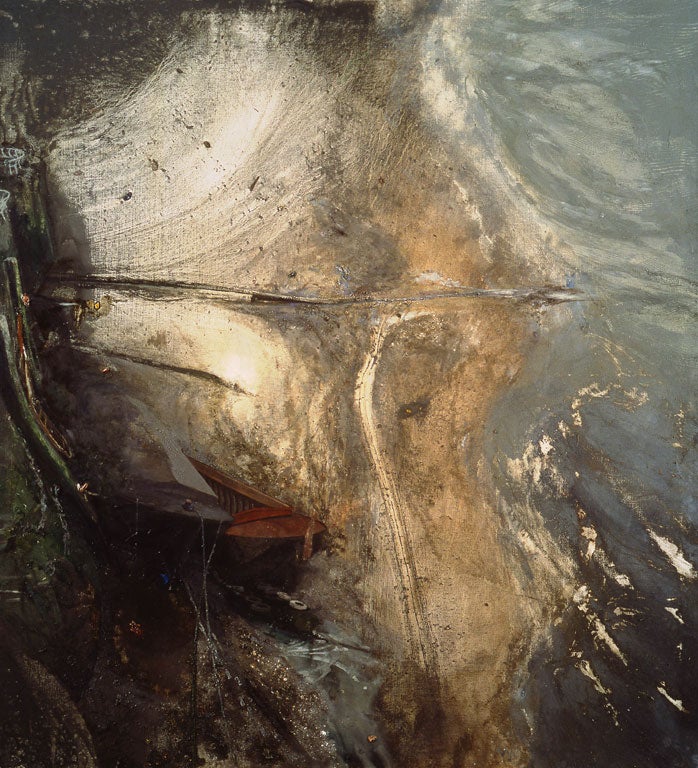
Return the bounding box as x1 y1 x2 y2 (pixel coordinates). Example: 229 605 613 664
657 685 688 713
647 530 696 580
664 606 684 625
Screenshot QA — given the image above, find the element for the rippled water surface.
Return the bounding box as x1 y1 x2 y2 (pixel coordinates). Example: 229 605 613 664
460 1 697 764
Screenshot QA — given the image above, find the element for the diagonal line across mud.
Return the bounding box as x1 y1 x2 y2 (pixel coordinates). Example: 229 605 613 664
41 273 584 307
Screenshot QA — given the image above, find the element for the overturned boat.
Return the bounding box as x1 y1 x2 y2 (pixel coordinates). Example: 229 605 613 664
189 456 325 556
114 456 326 559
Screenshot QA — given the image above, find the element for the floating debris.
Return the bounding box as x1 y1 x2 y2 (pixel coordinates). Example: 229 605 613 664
16 313 72 458
224 506 325 541
188 456 285 515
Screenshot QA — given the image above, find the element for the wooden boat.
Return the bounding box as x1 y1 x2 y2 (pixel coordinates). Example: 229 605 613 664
187 457 326 558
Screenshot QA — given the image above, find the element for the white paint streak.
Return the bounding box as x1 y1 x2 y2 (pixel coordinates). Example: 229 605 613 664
453 179 494 258
414 270 463 288
591 617 627 666
580 525 597 561
577 658 619 725
506 439 567 495
517 529 539 556
539 434 554 456
578 659 610 695
622 386 649 408
571 383 610 427
647 529 696 580
657 685 688 713
573 585 628 666
664 606 685 625
610 571 632 588
595 549 633 588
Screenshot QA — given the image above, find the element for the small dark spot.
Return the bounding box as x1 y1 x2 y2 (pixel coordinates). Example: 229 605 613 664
121 191 132 201
148 158 159 171
203 140 211 149
398 399 430 420
288 270 297 278
176 67 183 74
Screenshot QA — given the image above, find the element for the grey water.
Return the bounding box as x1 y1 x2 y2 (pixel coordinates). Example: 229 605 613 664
276 620 391 768
460 0 696 765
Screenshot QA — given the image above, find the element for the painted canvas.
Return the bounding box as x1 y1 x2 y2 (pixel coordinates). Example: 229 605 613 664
0 1 695 766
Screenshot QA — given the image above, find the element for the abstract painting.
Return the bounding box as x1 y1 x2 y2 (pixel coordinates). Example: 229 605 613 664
0 1 695 766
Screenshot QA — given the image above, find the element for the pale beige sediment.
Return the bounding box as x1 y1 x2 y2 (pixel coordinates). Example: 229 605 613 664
351 302 542 765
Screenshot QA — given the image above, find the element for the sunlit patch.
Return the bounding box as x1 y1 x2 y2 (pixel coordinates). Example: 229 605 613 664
219 351 259 394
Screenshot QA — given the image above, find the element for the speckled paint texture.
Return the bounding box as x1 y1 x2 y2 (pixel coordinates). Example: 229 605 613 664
0 1 695 767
